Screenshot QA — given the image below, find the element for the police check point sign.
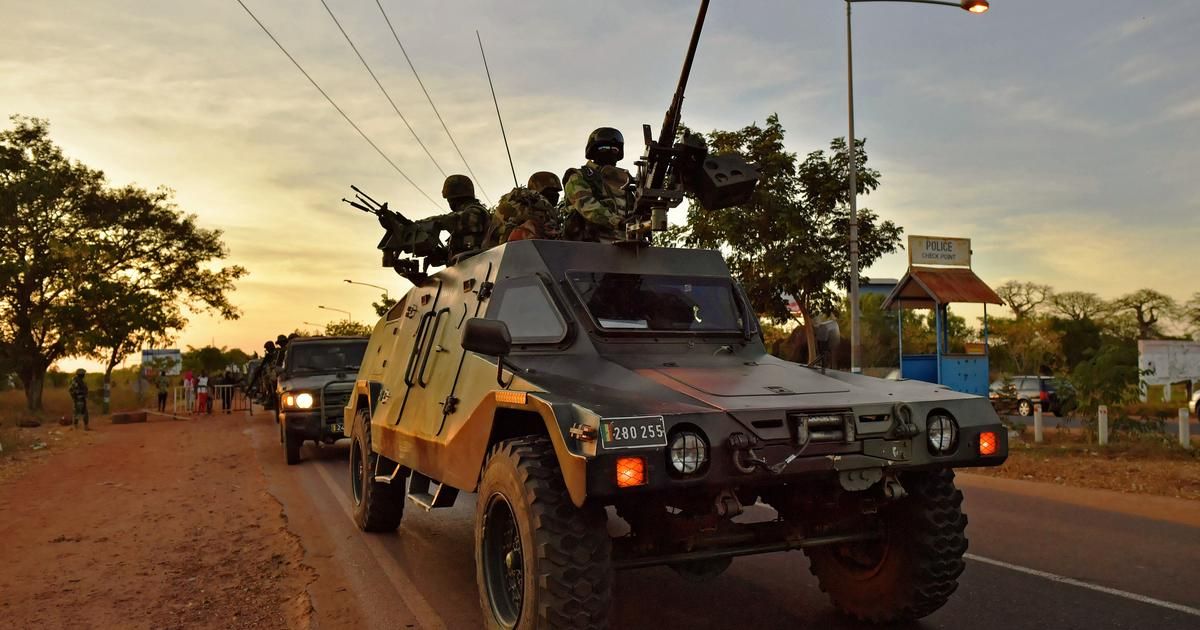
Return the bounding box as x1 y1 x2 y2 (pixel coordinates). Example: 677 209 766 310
909 235 971 268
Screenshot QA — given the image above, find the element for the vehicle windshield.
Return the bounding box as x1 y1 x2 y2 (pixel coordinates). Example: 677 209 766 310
567 272 744 333
286 340 368 374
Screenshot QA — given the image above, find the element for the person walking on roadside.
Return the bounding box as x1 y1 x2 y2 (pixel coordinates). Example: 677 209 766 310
69 369 90 431
156 371 169 413
196 372 210 415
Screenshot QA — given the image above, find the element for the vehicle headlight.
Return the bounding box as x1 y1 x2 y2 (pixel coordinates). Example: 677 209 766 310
295 392 315 409
669 431 708 475
926 412 958 455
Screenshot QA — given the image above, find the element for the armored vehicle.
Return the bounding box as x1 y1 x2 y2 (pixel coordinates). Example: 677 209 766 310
275 335 368 465
340 2 1005 626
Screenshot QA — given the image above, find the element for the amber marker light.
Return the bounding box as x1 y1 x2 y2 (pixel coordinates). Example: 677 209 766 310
494 390 528 405
978 431 998 456
616 457 647 488
962 0 989 13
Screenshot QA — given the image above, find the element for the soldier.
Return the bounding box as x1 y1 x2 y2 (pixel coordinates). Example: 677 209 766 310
562 127 634 242
439 175 491 259
491 171 563 243
69 368 89 430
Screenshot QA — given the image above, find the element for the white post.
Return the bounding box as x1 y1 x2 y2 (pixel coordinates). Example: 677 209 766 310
1098 405 1109 446
1034 402 1044 443
1164 383 1172 403
1180 408 1192 449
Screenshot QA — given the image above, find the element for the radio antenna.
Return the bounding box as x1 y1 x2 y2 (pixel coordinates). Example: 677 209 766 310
476 30 519 188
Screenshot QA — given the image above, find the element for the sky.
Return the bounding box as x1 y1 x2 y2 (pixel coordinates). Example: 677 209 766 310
2 0 1197 370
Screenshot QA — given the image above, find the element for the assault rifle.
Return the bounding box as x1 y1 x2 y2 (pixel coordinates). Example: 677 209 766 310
628 0 759 239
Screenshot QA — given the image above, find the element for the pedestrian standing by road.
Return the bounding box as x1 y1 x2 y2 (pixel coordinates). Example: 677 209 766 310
197 372 210 415
183 369 196 414
69 368 89 431
156 371 169 413
220 369 235 414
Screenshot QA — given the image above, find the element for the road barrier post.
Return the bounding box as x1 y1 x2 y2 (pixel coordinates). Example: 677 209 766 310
1034 403 1044 443
1180 408 1192 449
1098 405 1108 446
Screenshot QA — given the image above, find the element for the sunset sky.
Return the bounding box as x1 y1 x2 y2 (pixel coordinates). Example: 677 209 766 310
3 0 1197 370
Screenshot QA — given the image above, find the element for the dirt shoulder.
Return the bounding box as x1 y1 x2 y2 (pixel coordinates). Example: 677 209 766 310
971 429 1200 501
0 412 313 630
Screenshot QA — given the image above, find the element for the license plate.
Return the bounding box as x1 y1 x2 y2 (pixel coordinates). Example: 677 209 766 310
330 423 344 435
600 416 667 450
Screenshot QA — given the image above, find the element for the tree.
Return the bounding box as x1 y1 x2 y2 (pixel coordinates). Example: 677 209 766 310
1113 289 1177 339
372 293 397 318
675 115 902 363
181 345 248 375
1049 291 1109 321
996 281 1052 320
1184 292 1200 340
0 116 245 410
325 319 372 336
988 316 1063 376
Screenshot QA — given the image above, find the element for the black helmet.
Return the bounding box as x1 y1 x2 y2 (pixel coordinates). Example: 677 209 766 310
585 127 624 163
441 174 475 200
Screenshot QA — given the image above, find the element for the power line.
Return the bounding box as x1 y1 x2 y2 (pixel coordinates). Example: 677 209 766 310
476 31 518 188
375 0 491 204
234 0 439 208
318 0 447 180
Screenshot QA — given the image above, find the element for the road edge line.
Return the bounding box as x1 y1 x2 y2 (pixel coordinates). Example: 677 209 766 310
313 461 447 630
966 553 1200 618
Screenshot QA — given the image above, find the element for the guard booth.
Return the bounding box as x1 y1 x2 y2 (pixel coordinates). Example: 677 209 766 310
881 235 1002 396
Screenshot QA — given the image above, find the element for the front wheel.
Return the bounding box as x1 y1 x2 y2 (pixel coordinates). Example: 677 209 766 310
350 407 405 532
1017 399 1033 417
284 427 301 465
806 469 968 623
475 437 612 630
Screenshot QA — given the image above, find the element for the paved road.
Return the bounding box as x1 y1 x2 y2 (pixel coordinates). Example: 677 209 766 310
248 415 1200 630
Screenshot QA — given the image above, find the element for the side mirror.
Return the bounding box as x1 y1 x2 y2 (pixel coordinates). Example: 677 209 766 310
462 318 512 357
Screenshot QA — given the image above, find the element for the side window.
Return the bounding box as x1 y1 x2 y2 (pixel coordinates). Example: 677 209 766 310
490 276 568 345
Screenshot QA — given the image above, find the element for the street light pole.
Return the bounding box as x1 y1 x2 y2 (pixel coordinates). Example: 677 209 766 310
344 279 389 299
843 0 988 374
318 305 352 319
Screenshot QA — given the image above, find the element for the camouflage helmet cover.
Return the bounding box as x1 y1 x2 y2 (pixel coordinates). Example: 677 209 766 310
527 171 562 193
75 368 87 375
441 174 475 199
585 127 624 162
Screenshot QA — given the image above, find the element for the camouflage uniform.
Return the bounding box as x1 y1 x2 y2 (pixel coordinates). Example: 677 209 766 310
562 128 632 242
69 369 89 430
492 172 563 243
440 175 491 258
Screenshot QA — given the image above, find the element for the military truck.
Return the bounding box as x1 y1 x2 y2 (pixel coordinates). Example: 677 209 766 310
275 335 368 465
339 2 1005 627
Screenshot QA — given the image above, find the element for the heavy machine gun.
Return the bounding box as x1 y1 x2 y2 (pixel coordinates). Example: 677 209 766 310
343 185 452 284
628 0 760 239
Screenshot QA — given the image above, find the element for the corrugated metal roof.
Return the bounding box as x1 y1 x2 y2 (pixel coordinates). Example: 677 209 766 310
881 267 1003 310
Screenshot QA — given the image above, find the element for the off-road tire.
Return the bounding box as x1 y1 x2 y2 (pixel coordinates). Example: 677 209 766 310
806 469 968 624
475 437 612 630
284 427 301 466
350 407 404 532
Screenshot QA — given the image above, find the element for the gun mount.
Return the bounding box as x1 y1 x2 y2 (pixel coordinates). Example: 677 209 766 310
628 0 760 239
344 185 452 284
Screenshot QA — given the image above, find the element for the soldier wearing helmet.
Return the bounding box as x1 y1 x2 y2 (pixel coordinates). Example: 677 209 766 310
69 368 89 430
490 171 563 244
562 127 634 242
439 175 491 259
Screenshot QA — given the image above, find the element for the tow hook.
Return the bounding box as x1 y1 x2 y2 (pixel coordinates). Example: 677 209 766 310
714 489 743 518
728 433 768 474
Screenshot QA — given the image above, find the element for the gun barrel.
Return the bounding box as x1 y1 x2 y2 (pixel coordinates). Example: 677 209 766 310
658 0 710 147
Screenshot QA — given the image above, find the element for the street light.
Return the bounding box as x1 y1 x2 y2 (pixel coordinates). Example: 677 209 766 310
843 0 988 374
302 321 325 327
318 305 351 319
344 279 389 299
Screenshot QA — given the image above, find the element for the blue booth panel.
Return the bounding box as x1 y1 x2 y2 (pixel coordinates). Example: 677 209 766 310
940 355 990 396
900 354 938 384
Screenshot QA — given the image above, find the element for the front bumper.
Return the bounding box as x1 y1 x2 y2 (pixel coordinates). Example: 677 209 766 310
280 410 345 440
580 408 1007 500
